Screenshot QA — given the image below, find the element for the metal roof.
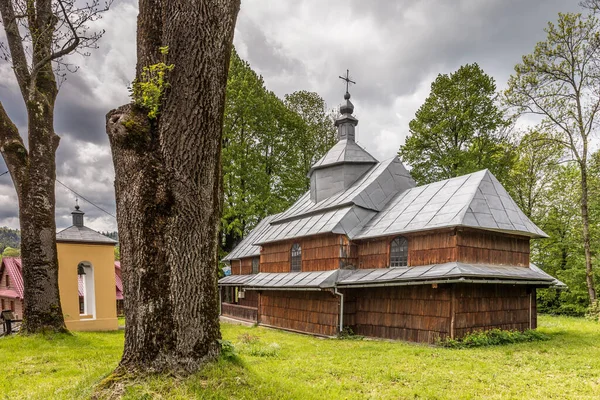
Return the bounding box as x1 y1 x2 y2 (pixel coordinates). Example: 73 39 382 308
220 269 354 290
355 170 547 239
56 225 117 244
336 262 557 287
222 215 279 261
530 263 567 288
275 157 415 223
0 257 24 299
256 205 377 245
219 262 562 289
219 274 259 286
309 139 377 174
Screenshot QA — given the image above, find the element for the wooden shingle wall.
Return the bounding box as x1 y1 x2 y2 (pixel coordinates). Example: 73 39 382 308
260 234 344 273
356 228 530 268
349 285 452 343
457 230 530 266
454 284 534 337
238 290 258 308
357 230 458 268
259 290 339 336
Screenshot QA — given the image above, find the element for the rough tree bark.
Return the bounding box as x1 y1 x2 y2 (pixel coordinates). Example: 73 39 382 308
106 0 240 373
0 0 66 333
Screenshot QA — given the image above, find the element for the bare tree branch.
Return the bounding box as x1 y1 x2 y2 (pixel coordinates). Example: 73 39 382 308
0 0 32 96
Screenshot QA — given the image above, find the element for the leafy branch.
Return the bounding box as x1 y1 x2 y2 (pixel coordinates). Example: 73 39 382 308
130 46 174 119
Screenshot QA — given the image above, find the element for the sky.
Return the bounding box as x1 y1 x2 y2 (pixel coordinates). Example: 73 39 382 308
0 0 584 232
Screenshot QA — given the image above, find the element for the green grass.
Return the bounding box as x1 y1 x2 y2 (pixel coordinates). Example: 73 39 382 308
1 315 599 399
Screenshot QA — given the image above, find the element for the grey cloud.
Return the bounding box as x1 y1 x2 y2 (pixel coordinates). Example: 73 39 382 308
0 0 588 230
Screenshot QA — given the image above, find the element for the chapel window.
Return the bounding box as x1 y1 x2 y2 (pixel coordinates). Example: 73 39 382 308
290 243 302 272
390 236 408 267
252 257 259 274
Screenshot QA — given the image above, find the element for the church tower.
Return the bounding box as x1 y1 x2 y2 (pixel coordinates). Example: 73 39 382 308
308 71 378 202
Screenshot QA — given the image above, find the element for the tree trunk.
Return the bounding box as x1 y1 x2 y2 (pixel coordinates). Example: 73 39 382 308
0 43 66 333
106 0 240 373
579 164 597 303
19 92 66 333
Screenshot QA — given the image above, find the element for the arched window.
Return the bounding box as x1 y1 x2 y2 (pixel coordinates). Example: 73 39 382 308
290 243 302 272
77 261 96 319
390 237 408 267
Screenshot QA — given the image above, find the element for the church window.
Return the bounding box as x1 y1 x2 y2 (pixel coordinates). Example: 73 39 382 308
390 237 408 267
291 243 302 272
252 257 259 274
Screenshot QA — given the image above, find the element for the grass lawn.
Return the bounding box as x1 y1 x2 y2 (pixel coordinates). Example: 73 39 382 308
1 315 599 399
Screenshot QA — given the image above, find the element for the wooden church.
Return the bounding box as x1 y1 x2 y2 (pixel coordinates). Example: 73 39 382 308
218 82 563 343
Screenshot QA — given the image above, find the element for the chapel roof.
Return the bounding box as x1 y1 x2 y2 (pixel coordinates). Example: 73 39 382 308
56 204 117 245
56 225 118 244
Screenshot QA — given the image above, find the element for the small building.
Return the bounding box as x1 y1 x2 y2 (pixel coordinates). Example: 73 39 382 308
219 89 564 342
0 205 120 331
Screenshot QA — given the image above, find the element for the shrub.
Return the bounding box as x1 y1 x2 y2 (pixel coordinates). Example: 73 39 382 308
585 301 600 323
217 339 237 360
337 326 364 340
439 329 549 349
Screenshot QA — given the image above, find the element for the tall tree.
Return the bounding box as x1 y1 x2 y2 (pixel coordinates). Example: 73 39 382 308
399 63 512 185
284 90 337 188
506 129 563 219
106 0 240 373
0 0 109 333
221 52 335 254
505 12 599 303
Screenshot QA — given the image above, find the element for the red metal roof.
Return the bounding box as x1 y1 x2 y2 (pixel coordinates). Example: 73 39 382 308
1 258 24 299
114 262 123 300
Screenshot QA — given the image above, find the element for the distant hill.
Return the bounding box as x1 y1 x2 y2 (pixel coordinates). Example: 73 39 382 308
0 227 20 253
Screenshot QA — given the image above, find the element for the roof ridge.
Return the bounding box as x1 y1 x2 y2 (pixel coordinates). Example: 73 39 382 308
453 170 489 225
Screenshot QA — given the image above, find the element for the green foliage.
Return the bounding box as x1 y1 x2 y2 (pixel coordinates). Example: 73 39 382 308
532 159 600 315
505 11 600 304
0 227 20 254
130 46 174 119
398 63 513 185
439 329 549 349
586 301 600 322
235 333 280 357
114 246 120 261
220 49 336 254
2 246 20 258
337 326 364 340
2 317 600 399
217 339 237 361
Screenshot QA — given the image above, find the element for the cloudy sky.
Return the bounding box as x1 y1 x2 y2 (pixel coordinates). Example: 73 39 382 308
0 0 583 232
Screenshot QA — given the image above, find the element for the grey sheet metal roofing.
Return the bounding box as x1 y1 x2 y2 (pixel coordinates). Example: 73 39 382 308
56 225 117 244
309 139 377 173
222 214 279 261
222 269 354 290
335 262 557 287
354 169 548 239
219 274 255 286
256 205 377 245
218 263 562 289
274 157 415 223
